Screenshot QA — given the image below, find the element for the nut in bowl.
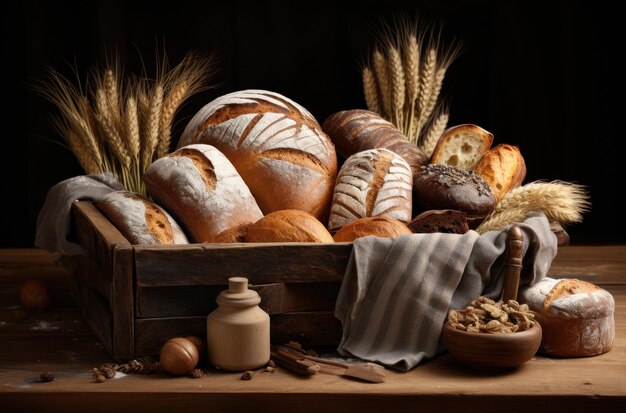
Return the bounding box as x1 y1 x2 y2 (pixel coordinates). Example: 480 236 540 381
442 297 542 371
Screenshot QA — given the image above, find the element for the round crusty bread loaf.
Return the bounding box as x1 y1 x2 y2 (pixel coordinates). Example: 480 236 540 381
333 216 413 242
244 210 334 243
328 148 413 232
430 124 493 169
519 277 615 357
178 90 337 221
321 109 429 175
413 164 495 218
408 209 469 234
474 144 526 202
95 191 189 245
144 144 263 243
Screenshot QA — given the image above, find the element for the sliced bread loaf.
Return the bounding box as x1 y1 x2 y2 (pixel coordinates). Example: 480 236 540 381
430 124 493 169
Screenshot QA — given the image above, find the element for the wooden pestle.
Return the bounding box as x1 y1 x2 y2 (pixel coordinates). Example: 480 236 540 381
501 225 524 302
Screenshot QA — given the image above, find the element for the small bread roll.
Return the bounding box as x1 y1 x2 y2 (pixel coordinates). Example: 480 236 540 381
519 278 615 357
144 144 263 243
95 191 188 245
333 216 412 242
431 124 494 169
328 148 413 232
474 144 526 201
244 210 334 243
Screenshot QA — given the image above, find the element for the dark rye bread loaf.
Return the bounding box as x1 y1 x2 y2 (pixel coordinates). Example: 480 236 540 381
413 164 495 218
408 209 469 234
328 148 413 232
144 144 263 243
95 191 189 245
322 109 429 175
178 90 337 221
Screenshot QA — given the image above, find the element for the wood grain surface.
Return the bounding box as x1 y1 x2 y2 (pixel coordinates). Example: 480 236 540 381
0 246 625 413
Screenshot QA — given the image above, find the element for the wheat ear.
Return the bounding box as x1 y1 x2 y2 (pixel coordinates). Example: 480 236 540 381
372 49 392 118
477 181 590 233
141 84 163 169
157 80 187 158
388 46 405 127
124 96 140 159
104 69 121 127
419 109 448 158
416 48 437 133
403 34 420 141
94 88 130 167
362 66 381 114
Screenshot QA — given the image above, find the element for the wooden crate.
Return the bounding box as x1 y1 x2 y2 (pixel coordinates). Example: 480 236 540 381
69 201 351 361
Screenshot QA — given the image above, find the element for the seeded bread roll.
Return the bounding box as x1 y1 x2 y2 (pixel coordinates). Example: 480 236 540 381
328 148 413 232
244 210 334 243
333 216 413 242
519 278 615 357
408 209 469 234
413 164 495 218
322 109 429 175
178 90 337 221
431 124 494 169
474 144 526 201
144 144 263 243
95 191 189 245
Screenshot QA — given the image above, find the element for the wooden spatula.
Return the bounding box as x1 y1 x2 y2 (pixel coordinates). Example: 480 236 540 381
275 349 386 383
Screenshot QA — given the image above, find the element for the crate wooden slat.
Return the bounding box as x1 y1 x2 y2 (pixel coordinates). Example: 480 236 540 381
70 201 349 361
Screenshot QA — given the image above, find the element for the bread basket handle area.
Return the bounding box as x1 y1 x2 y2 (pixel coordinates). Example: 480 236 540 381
501 226 524 302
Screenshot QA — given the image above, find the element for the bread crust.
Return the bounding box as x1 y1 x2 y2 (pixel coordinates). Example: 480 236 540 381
244 210 333 243
474 144 526 201
332 216 412 242
95 191 188 245
178 90 337 222
144 144 263 243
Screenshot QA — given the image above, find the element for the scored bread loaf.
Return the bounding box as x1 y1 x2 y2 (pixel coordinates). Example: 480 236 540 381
244 210 334 243
328 148 413 232
333 216 412 242
322 109 429 174
474 144 526 201
178 89 337 221
519 277 615 357
431 124 493 169
95 191 189 245
144 144 263 243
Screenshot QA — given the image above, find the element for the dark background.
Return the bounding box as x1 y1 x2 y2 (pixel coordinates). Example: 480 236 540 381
2 0 622 247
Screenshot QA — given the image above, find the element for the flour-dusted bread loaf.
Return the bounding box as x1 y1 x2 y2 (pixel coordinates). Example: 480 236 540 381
244 210 334 243
144 144 263 243
474 144 526 201
328 148 413 232
519 277 615 357
178 90 337 221
431 124 494 169
333 216 412 242
95 191 189 245
413 164 495 219
322 109 429 175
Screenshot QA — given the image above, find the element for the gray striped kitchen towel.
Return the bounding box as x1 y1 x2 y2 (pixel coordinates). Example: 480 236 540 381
334 212 557 371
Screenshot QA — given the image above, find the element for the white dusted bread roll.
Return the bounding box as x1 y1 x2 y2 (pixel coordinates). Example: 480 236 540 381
144 144 263 243
519 277 615 357
178 89 337 221
95 191 189 245
328 148 413 232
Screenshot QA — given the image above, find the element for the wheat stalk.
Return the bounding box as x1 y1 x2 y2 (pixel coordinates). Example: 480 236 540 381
477 181 591 233
419 109 448 157
372 49 391 118
388 46 405 126
362 66 381 114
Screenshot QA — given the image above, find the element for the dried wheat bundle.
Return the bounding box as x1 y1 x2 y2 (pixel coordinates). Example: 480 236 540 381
362 20 460 155
34 52 216 195
476 180 591 234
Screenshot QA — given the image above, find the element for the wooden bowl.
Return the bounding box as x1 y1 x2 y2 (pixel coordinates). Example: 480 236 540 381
442 322 542 371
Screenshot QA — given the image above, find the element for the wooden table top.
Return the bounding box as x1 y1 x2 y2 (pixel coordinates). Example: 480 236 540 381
1 246 625 413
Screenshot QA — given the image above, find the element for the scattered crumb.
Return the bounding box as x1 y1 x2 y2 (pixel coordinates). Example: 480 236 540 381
240 371 254 380
191 369 203 378
583 380 593 385
265 366 276 373
39 372 55 383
